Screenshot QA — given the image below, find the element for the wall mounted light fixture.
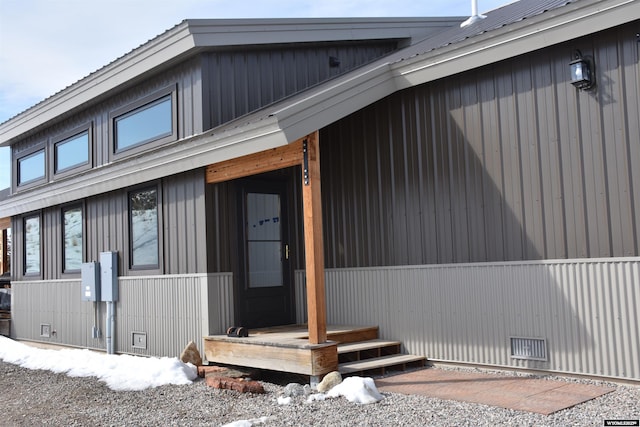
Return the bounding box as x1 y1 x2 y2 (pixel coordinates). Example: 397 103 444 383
569 49 594 91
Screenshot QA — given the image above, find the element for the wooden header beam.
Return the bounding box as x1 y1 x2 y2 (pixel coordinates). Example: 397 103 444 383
206 139 303 184
0 217 10 230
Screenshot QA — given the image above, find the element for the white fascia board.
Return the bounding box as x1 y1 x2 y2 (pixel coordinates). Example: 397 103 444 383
187 18 462 47
0 116 286 217
392 0 640 89
0 23 196 146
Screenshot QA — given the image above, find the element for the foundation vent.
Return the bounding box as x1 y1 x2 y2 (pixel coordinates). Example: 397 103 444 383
510 337 547 361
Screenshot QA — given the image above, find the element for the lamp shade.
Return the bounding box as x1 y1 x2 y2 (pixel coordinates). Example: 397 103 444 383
570 57 593 90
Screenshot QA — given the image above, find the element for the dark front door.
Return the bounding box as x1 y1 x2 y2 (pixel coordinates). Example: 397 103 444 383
237 178 293 328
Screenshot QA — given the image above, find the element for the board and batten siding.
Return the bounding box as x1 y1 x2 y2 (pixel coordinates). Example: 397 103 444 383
13 169 207 280
320 22 640 268
202 41 397 130
296 257 640 380
10 273 233 357
11 57 203 178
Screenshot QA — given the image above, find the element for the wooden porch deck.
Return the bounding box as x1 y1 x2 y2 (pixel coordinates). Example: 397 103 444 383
203 325 424 377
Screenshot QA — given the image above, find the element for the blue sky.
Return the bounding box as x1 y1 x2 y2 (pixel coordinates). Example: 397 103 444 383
0 0 510 190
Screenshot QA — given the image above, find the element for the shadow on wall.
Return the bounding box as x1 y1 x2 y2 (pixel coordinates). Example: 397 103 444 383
314 33 639 380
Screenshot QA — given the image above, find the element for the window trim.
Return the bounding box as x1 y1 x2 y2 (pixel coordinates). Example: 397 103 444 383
109 85 177 161
15 144 47 190
61 203 85 276
22 213 42 278
51 124 93 179
127 183 163 274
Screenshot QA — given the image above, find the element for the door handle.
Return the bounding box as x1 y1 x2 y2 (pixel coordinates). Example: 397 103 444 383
285 244 290 260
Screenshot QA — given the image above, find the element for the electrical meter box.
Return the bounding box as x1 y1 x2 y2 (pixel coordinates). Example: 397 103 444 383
81 262 100 301
100 251 118 302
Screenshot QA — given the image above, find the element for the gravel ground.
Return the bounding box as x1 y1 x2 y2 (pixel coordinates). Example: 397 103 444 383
0 360 638 427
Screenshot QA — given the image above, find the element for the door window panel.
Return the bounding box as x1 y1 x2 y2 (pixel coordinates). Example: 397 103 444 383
246 192 282 288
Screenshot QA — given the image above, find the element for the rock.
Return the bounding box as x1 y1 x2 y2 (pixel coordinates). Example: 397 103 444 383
283 382 305 397
205 376 265 394
316 371 342 392
303 384 312 396
179 341 202 366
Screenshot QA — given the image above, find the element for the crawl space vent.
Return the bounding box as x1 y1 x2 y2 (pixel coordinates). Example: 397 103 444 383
510 337 547 361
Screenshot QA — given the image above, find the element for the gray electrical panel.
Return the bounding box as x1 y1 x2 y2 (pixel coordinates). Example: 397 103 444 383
81 262 100 302
100 251 118 302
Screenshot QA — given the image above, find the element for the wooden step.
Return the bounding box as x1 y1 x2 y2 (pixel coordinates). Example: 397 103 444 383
338 339 401 355
326 326 379 344
339 354 425 375
338 339 401 364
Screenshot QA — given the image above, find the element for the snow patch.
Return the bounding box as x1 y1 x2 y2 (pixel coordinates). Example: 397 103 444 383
0 336 197 391
326 376 384 404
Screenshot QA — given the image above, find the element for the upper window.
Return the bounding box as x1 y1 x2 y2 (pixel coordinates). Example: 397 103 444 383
114 95 173 153
63 206 83 272
129 187 159 269
55 131 89 174
18 150 45 186
24 215 41 275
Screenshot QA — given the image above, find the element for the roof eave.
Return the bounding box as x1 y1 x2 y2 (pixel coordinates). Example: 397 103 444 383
392 0 640 89
0 17 462 147
0 22 196 147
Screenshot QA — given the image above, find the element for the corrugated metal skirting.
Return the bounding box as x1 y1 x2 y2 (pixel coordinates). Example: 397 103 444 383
296 257 640 381
11 273 234 358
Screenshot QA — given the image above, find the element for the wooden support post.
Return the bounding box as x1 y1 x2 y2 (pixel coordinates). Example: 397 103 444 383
301 131 327 344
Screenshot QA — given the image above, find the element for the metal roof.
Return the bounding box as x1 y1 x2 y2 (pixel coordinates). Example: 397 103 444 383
397 0 574 59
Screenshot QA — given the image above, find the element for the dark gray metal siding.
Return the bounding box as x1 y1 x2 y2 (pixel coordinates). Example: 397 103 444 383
320 22 640 268
14 169 208 280
10 57 203 186
162 169 208 274
202 41 398 130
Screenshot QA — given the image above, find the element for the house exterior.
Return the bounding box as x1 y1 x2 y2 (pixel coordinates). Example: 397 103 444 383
0 0 639 382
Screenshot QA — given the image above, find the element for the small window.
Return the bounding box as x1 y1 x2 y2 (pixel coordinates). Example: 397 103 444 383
55 131 89 173
24 215 41 275
129 187 159 268
115 95 173 152
18 150 45 186
63 206 83 272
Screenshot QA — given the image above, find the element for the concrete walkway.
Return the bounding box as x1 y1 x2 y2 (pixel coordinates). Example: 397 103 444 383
375 367 615 415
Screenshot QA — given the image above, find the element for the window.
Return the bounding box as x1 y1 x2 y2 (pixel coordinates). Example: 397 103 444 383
55 131 89 173
115 95 173 152
18 150 45 186
63 206 83 272
24 215 40 274
129 188 158 268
